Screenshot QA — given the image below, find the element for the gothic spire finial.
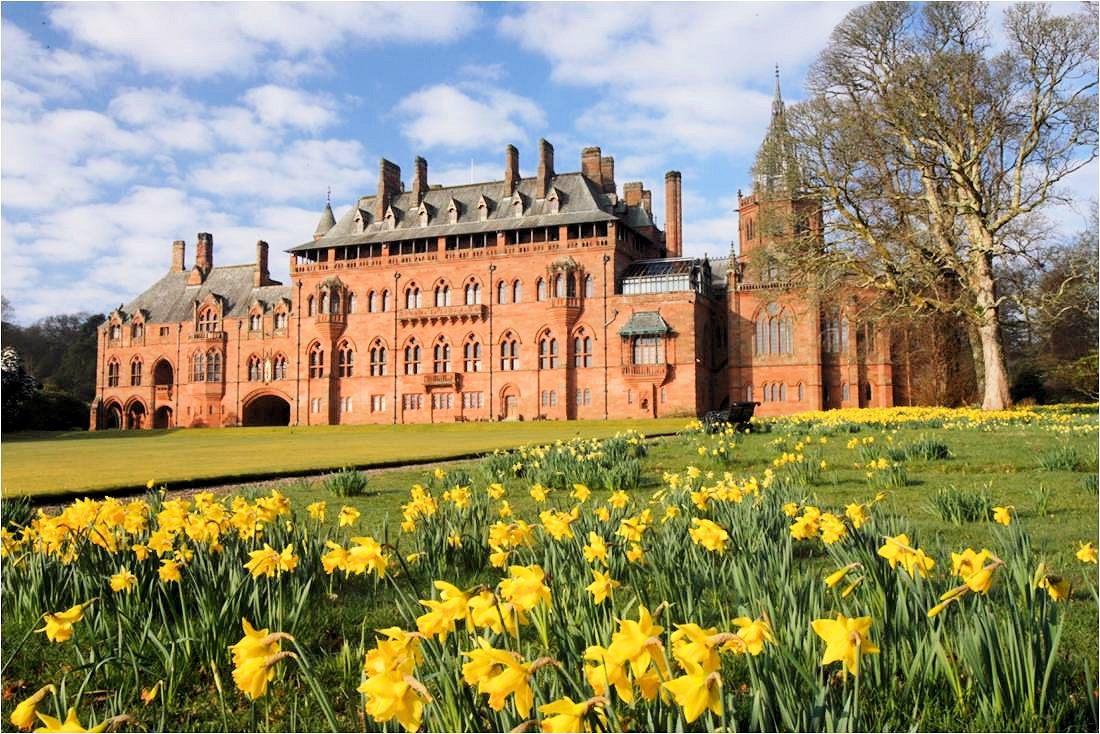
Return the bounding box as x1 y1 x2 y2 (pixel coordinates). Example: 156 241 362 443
772 64 784 117
326 186 331 206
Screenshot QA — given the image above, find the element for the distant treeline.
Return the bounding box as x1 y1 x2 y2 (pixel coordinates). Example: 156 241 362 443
2 297 103 431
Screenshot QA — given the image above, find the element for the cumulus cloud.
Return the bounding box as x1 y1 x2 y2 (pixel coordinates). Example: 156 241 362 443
396 84 546 151
1 20 116 98
49 2 480 80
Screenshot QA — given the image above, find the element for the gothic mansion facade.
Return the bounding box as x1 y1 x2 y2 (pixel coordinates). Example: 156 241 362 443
92 91 897 429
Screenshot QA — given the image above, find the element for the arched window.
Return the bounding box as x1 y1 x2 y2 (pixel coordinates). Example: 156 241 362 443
798 382 805 401
864 382 872 402
584 274 594 298
109 323 121 340
463 337 482 372
307 296 315 317
309 345 324 378
539 335 559 369
249 312 262 331
347 293 357 313
107 359 120 387
573 329 593 367
746 384 753 401
369 341 388 376
198 308 218 332
191 353 205 382
337 342 354 377
433 338 452 373
248 355 262 382
780 383 787 401
755 305 793 355
840 318 849 352
406 286 422 310
132 323 144 340
273 354 288 380
536 278 547 301
274 311 288 330
130 359 143 386
404 340 422 375
434 283 451 307
497 280 507 305
319 291 329 314
566 273 577 298
381 290 390 312
554 274 565 298
464 280 481 305
368 291 378 313
205 350 222 382
512 280 522 303
500 333 518 371
842 382 850 402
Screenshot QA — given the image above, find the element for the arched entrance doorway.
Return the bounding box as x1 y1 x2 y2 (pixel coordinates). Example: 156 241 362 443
126 401 147 430
242 394 291 426
500 386 520 421
104 401 123 430
153 406 173 429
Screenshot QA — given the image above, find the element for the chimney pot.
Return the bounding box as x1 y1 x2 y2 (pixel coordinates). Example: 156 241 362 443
376 159 401 220
503 144 520 197
255 240 270 287
194 232 213 278
172 239 186 271
536 139 555 198
412 156 428 203
600 156 615 194
581 146 603 188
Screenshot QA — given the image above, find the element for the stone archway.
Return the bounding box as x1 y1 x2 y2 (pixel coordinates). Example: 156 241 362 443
126 401 147 430
242 394 291 426
499 385 520 421
153 406 173 429
153 359 173 386
104 401 123 430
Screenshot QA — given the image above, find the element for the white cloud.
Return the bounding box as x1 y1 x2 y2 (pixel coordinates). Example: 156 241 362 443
49 2 480 80
396 84 546 151
1 20 116 98
243 85 337 133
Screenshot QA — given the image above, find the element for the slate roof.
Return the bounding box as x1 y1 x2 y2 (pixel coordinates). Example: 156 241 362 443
120 265 290 323
289 171 654 252
618 311 672 337
314 203 336 236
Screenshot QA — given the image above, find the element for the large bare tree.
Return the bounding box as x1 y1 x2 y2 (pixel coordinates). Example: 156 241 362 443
782 2 1097 409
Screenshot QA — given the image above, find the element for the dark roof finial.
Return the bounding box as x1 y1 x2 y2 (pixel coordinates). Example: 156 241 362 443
326 186 331 206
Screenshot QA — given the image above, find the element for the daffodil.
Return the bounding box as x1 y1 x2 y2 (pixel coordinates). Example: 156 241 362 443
583 532 609 566
662 660 722 723
158 558 181 583
1036 569 1070 601
731 616 774 656
1076 542 1097 564
461 637 535 717
571 483 591 502
498 565 551 612
539 696 603 733
416 581 471 641
607 605 666 678
306 501 326 522
109 568 137 593
10 685 54 731
338 506 361 527
992 506 1013 526
37 600 92 643
689 518 729 552
229 618 289 700
32 707 107 733
358 670 429 732
810 613 879 676
585 569 619 604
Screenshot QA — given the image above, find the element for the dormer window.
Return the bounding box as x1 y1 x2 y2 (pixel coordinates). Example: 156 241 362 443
132 323 144 340
110 324 121 340
546 188 561 214
249 313 262 331
417 203 429 227
447 198 460 224
511 192 524 216
198 308 218 332
274 311 287 329
384 206 397 230
477 195 490 222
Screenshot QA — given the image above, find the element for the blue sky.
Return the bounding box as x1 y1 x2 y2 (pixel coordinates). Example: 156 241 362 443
2 2 1095 324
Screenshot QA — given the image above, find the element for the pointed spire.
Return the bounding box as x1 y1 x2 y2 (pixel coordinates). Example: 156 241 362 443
314 194 336 240
752 63 802 196
772 63 785 118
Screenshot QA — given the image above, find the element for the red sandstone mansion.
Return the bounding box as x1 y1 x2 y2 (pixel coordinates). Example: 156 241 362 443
91 80 896 430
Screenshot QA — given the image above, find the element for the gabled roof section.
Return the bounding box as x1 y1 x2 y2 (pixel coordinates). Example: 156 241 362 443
122 265 291 323
290 171 635 252
618 311 671 337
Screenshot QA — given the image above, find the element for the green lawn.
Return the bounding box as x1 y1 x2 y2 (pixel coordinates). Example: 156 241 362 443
0 419 686 497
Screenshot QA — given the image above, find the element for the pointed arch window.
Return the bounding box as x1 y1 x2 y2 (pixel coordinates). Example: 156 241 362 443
109 323 122 340
463 337 482 372
369 341 388 376
539 334 559 369
107 359 120 387
434 283 452 307
381 290 391 312
130 358 143 386
205 350 222 382
368 290 378 313
249 312 262 331
191 352 206 382
132 322 144 340
198 308 219 332
309 345 324 378
573 329 592 368
755 304 794 355
464 279 481 305
584 274 594 298
319 291 329 314
566 273 577 298
307 296 315 317
497 280 507 305
433 338 452 373
536 278 547 301
512 280 522 303
248 355 262 382
337 342 354 377
406 286 422 310
500 333 518 371
404 340 422 375
274 311 288 330
347 293 357 314
554 274 565 298
273 354 288 380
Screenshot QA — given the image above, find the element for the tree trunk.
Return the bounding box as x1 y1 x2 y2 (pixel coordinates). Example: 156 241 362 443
965 321 985 401
970 249 1012 410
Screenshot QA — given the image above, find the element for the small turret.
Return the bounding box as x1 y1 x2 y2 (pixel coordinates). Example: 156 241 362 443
314 192 336 241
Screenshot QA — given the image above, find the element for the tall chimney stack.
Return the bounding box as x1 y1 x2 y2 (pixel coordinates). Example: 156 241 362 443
623 182 643 206
503 144 520 196
536 139 554 198
376 159 401 220
411 156 428 204
641 189 652 217
194 233 213 277
665 171 682 257
600 156 616 194
172 240 186 271
581 146 603 188
255 240 270 287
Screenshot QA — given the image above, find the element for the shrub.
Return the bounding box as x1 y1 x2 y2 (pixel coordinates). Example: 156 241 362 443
904 436 952 461
324 467 368 497
1 495 32 528
929 485 993 524
1036 446 1081 471
1081 473 1098 495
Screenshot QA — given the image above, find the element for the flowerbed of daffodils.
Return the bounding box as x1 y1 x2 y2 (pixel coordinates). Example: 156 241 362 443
3 410 1098 732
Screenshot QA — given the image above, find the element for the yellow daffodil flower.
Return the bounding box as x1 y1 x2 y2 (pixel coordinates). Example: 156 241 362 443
585 569 619 604
662 660 722 723
992 506 1013 526
1076 542 1097 564
10 685 54 731
32 707 107 733
109 568 137 593
37 600 92 643
810 613 879 676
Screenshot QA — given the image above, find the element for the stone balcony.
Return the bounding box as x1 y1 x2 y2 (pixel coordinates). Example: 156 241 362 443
154 384 172 402
191 330 227 342
621 363 669 383
423 372 461 389
400 303 487 325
